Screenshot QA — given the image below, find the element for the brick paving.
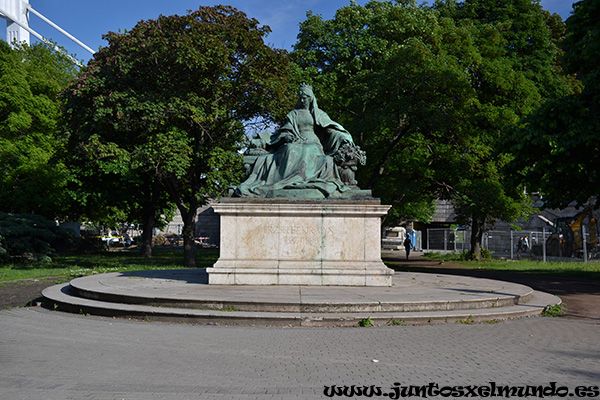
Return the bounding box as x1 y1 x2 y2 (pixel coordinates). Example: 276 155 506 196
0 307 598 399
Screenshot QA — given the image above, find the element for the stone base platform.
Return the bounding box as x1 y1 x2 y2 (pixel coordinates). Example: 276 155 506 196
207 199 394 286
42 270 560 327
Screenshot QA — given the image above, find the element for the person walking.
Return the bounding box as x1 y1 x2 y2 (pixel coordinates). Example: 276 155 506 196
403 235 412 260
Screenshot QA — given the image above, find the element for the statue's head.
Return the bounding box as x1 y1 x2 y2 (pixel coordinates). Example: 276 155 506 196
298 83 314 97
297 83 316 110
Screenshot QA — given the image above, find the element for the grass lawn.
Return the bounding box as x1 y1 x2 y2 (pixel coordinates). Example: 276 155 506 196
414 252 600 279
3 248 600 283
0 248 220 282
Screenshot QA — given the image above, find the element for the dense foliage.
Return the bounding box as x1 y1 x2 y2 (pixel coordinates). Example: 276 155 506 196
293 2 464 222
434 0 575 256
61 6 293 265
0 41 77 218
504 0 599 209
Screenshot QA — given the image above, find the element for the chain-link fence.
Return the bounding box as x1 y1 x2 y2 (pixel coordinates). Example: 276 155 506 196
426 228 598 262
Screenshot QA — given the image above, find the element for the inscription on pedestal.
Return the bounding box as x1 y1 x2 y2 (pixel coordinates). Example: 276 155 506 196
252 224 336 254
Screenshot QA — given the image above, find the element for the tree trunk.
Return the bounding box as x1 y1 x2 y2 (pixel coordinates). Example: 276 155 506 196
140 206 155 258
470 215 485 261
181 208 197 268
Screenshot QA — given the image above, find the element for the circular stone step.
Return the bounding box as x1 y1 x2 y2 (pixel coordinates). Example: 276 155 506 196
66 269 534 313
41 269 561 326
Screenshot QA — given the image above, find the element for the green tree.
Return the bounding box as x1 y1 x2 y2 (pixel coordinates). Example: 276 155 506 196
0 41 77 217
61 6 292 266
504 0 599 209
61 135 174 257
293 0 571 259
293 1 477 223
433 0 574 257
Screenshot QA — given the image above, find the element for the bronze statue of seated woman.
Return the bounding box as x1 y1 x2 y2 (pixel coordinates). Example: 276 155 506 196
233 84 369 199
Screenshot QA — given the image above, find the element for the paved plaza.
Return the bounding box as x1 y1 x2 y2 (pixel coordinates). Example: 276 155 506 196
0 307 598 399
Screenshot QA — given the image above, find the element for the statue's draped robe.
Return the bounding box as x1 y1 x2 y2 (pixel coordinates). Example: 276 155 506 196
235 108 353 198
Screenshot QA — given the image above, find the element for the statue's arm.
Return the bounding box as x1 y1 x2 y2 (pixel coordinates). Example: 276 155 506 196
270 112 299 146
327 128 354 145
315 109 354 145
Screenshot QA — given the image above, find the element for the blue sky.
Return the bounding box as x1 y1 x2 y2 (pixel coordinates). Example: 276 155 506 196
3 0 575 64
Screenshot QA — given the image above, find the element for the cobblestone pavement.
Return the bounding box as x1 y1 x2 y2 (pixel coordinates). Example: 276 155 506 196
1 308 599 399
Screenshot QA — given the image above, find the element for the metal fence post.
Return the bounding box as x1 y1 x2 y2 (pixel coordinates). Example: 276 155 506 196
453 229 457 252
510 231 514 260
444 229 447 251
542 227 546 262
583 224 588 263
427 229 430 251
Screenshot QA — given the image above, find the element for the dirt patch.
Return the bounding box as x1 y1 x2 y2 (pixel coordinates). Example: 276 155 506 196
0 278 62 309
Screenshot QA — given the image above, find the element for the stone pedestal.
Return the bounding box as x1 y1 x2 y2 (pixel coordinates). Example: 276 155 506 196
206 199 393 286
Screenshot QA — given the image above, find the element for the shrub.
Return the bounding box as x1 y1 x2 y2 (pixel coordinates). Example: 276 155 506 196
460 248 493 261
0 213 76 263
152 234 169 247
78 231 105 253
